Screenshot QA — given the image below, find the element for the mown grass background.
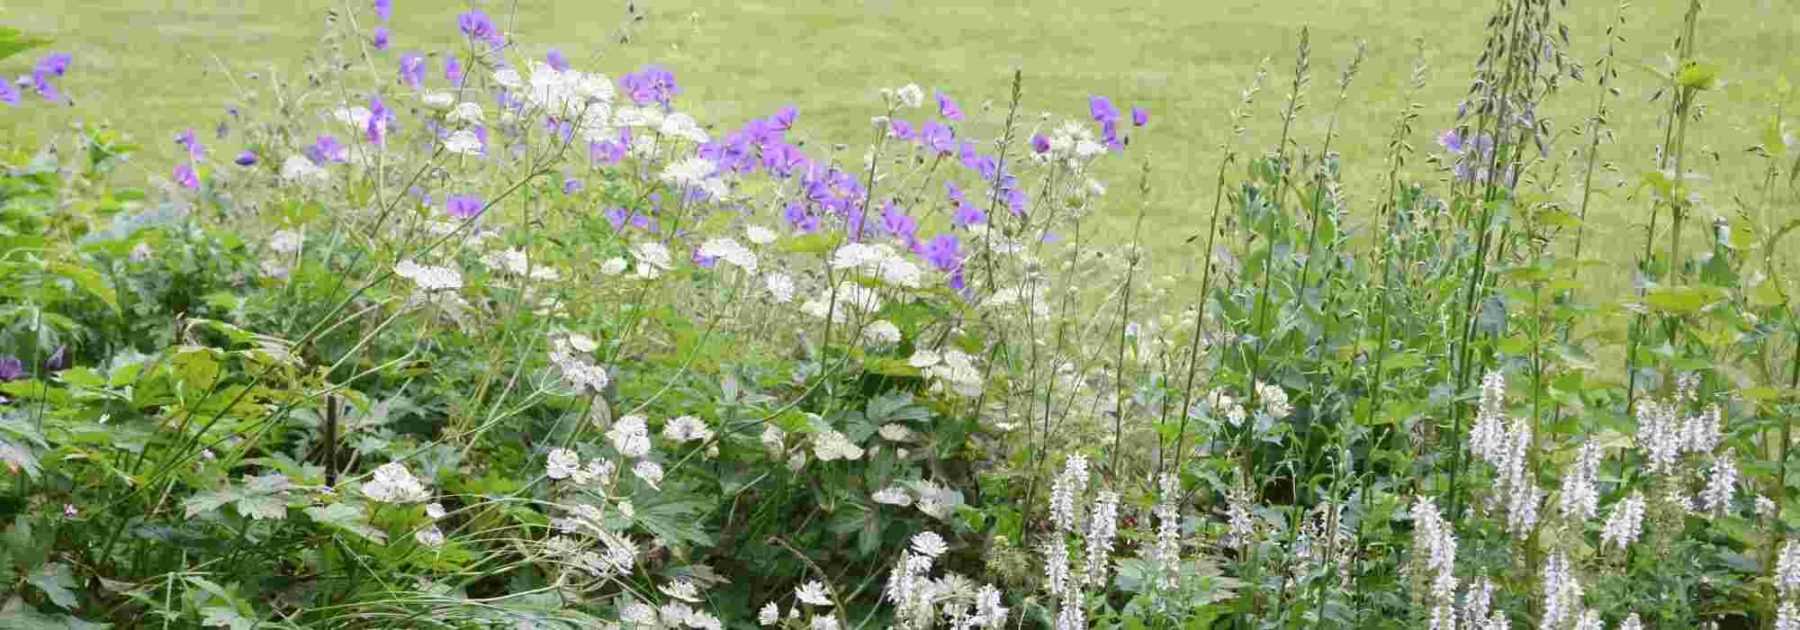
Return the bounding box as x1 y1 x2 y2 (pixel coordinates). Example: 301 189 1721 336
4 0 1796 263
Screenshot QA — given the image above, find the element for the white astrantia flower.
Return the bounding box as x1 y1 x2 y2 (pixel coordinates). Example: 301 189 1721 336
546 448 581 480
1254 380 1291 420
909 531 949 559
394 260 463 291
483 248 562 281
619 602 657 624
659 579 702 603
448 102 485 126
872 486 912 506
421 91 456 109
895 83 925 108
915 481 959 520
795 580 832 606
414 525 445 548
758 603 781 626
362 462 430 504
877 424 913 442
608 415 653 458
269 229 304 255
759 424 787 454
924 349 983 397
764 272 796 303
631 242 674 279
698 237 757 272
745 224 778 245
280 154 328 184
661 415 713 443
425 502 446 520
599 256 629 276
829 243 923 288
443 129 483 156
631 460 664 489
861 320 902 347
813 430 865 462
491 67 523 89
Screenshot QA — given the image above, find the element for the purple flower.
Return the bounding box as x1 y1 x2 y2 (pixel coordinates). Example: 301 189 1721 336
880 201 918 244
936 91 963 121
373 0 392 21
1101 120 1123 152
0 356 22 381
951 203 985 228
445 194 484 219
1437 128 1464 153
771 105 798 131
1030 133 1050 154
372 27 391 51
919 121 954 154
784 200 820 233
399 53 426 89
0 81 17 107
173 164 200 190
42 346 68 372
1131 105 1149 127
762 142 807 177
31 52 72 102
1090 95 1121 126
546 48 570 72
888 119 915 141
946 181 968 205
234 150 258 166
920 233 963 272
620 65 680 108
307 135 348 164
366 96 393 145
176 128 206 160
457 10 505 49
445 54 465 86
589 128 630 164
562 175 583 195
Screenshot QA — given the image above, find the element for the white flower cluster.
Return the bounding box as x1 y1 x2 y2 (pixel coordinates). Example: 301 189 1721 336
1635 396 1722 475
1464 372 1541 538
269 229 304 255
482 247 562 281
1558 442 1602 522
1041 120 1109 163
1699 449 1738 516
1048 455 1089 534
830 242 924 288
876 531 1008 629
800 282 884 323
362 461 430 504
1207 388 1248 427
1540 552 1584 630
1151 475 1182 590
812 429 865 462
547 332 609 394
1412 497 1457 630
544 447 615 486
1780 541 1800 630
1600 492 1645 551
697 237 758 272
661 415 714 444
395 259 463 291
909 348 984 398
660 156 728 199
630 241 674 279
512 61 616 129
861 320 902 347
1083 491 1120 585
1254 380 1291 420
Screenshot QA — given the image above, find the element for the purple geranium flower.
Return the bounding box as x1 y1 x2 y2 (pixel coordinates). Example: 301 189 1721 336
619 64 680 108
176 128 206 160
919 121 955 154
1089 95 1119 125
589 128 630 164
445 194 484 219
42 347 69 372
457 10 505 49
366 96 393 145
880 201 918 244
173 164 200 190
562 175 583 195
771 105 798 131
1131 105 1149 127
31 52 72 102
1030 133 1050 154
372 27 390 50
0 81 17 107
307 135 348 164
0 356 22 381
952 203 985 228
546 48 570 72
234 150 258 166
936 91 963 121
920 233 963 272
889 119 915 141
399 53 426 89
373 0 392 22
445 54 465 86
1437 128 1465 153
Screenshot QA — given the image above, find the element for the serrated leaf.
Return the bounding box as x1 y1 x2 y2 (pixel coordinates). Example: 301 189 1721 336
27 563 79 610
183 490 240 519
234 495 287 521
200 606 253 630
304 503 387 544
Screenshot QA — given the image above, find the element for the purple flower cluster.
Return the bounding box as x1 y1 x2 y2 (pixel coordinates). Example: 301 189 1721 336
458 10 506 49
307 135 348 164
620 65 680 108
1089 95 1149 152
366 95 394 145
5 52 73 106
1438 128 1496 183
445 194 484 219
372 0 393 50
697 106 802 177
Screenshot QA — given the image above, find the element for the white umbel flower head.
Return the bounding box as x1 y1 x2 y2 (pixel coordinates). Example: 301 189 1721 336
395 260 463 291
607 415 653 458
895 84 925 108
745 224 778 245
698 237 758 272
362 462 430 504
758 603 781 625
795 580 832 606
910 531 949 558
443 129 483 155
661 415 713 443
631 242 674 279
631 460 664 489
861 320 902 347
764 272 796 303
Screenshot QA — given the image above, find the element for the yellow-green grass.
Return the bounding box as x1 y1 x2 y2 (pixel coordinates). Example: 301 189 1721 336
4 1 1796 281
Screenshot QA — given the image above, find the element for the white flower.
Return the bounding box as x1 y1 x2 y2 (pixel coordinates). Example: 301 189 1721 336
813 430 865 462
861 320 902 347
620 602 657 624
491 67 523 89
698 237 758 272
1777 540 1800 595
1758 495 1779 519
483 248 562 281
425 502 446 520
1084 491 1120 584
872 487 913 506
631 242 674 279
1559 442 1602 522
758 603 781 626
448 102 485 126
764 273 796 303
877 424 913 442
546 448 581 480
745 224 778 245
759 424 787 454
599 256 629 276
658 112 710 143
1048 455 1089 533
269 230 304 255
608 415 653 458
414 525 445 548
924 349 983 397
548 338 609 394
796 580 833 606
1255 380 1291 420
331 105 372 129
632 460 664 489
907 349 941 368
662 415 713 443
1541 553 1582 630
395 260 463 291
1043 539 1071 597
660 579 702 603
830 243 922 288
421 91 456 109
1700 449 1738 516
362 462 430 504
280 155 328 184
895 83 924 108
443 129 484 155
660 156 725 197
1601 492 1646 551
910 531 949 558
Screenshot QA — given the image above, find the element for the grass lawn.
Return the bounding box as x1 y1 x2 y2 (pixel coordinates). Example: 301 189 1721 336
4 0 1797 268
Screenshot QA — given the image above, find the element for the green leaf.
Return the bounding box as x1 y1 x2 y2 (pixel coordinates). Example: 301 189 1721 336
0 27 51 63
27 563 79 610
171 348 222 392
183 489 239 519
1676 61 1720 90
200 607 254 630
47 262 120 315
304 503 387 544
1642 286 1725 314
233 495 287 521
